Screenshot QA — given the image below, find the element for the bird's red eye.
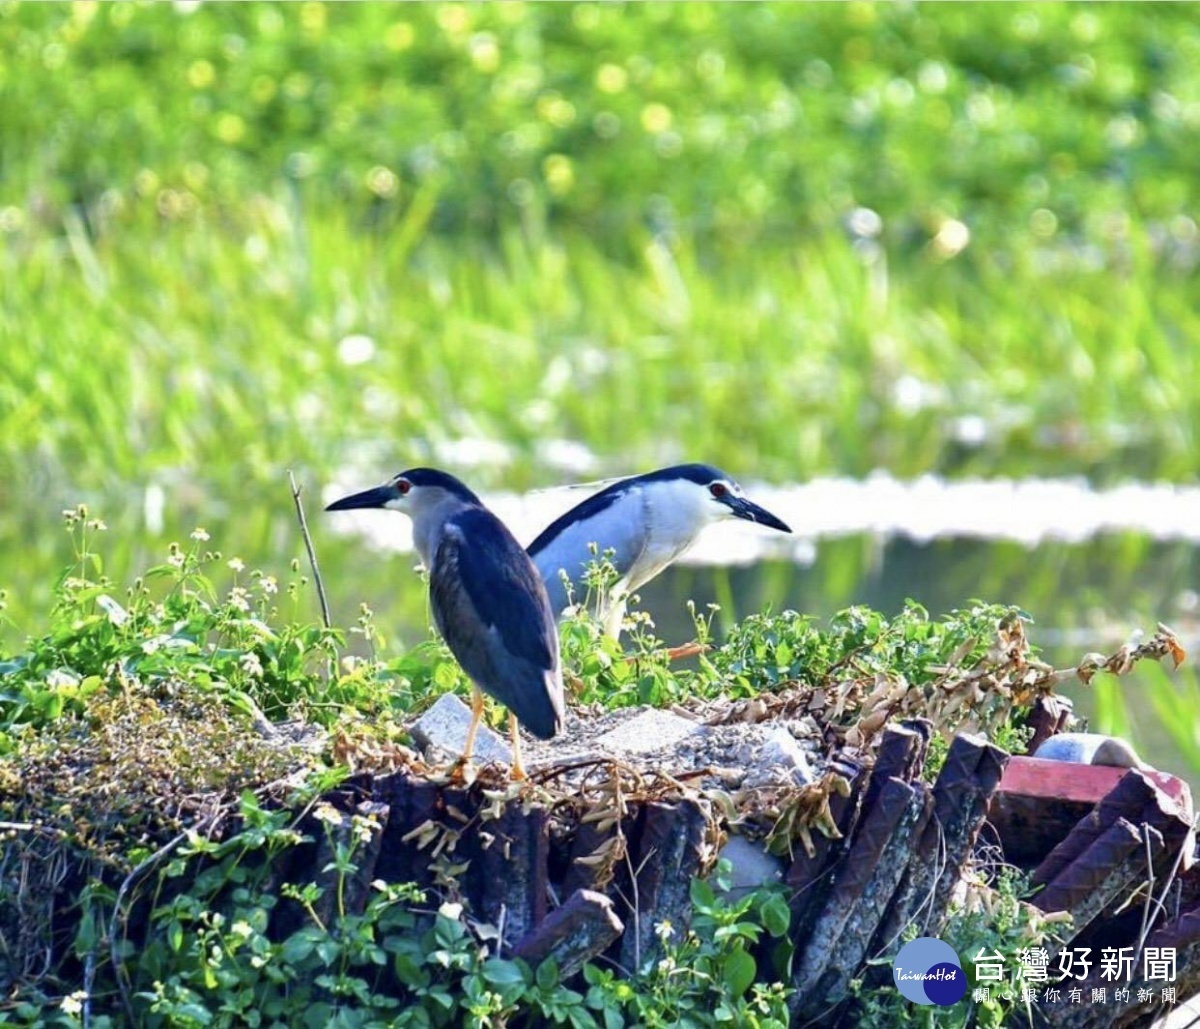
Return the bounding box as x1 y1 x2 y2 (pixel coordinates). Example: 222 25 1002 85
709 482 728 498
396 479 411 496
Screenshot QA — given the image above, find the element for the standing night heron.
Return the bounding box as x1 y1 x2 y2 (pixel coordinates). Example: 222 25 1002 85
528 463 792 638
326 468 564 779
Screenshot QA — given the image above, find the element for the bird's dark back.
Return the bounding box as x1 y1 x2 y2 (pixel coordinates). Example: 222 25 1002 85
526 464 727 557
430 506 564 739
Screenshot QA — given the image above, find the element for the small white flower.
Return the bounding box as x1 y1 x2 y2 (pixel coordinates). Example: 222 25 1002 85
190 528 210 542
231 920 253 940
60 990 87 1015
228 557 245 573
352 814 380 844
313 803 344 826
227 587 251 613
654 919 674 942
167 551 186 569
239 652 264 679
259 575 278 596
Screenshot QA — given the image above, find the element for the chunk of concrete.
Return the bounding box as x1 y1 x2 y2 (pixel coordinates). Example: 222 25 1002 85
1033 732 1146 769
409 693 511 766
715 834 786 899
593 708 706 757
743 726 817 788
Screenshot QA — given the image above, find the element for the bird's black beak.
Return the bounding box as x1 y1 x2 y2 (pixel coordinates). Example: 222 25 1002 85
722 494 792 533
325 483 397 512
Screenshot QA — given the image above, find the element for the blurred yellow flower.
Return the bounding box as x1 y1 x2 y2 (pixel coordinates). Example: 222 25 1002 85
596 63 627 94
188 59 215 89
300 2 326 35
72 1 99 26
251 75 277 104
543 154 575 196
437 4 470 36
640 102 672 133
537 94 576 128
386 22 414 51
214 113 246 144
469 33 500 73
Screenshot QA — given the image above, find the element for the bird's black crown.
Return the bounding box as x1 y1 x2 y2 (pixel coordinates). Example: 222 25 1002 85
395 467 482 503
634 463 730 487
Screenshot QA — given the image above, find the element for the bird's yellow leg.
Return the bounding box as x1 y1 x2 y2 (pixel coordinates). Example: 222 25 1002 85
509 712 527 781
462 685 485 765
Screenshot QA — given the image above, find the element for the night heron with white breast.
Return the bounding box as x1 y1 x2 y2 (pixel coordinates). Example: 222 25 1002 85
326 468 564 779
528 463 792 638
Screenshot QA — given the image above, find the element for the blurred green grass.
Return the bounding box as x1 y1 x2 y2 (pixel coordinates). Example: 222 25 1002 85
5 2 1200 240
6 209 1196 500
2 1 1199 497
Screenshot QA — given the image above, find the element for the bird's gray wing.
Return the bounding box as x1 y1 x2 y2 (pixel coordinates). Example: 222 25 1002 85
528 488 648 615
429 508 563 739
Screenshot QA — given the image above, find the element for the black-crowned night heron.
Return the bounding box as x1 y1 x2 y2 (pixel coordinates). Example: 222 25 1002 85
528 463 792 637
326 467 564 779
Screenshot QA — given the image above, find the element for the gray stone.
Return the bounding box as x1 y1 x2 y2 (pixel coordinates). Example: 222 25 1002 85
743 726 818 788
1033 732 1146 769
409 693 512 766
592 708 706 757
715 834 786 899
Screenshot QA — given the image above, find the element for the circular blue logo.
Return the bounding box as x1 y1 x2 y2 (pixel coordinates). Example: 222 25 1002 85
892 937 967 1006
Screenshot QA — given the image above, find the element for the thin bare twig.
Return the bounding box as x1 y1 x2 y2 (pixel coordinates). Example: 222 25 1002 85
289 470 332 630
1134 814 1198 959
1137 824 1157 956
82 945 95 1029
109 825 201 1024
496 902 507 960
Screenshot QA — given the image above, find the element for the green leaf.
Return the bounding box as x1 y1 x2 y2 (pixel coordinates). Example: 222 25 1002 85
281 932 316 965
760 893 791 938
536 958 560 991
723 949 756 997
690 878 716 910
39 691 64 720
482 958 527 988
